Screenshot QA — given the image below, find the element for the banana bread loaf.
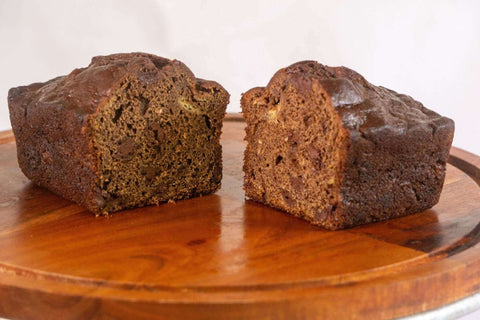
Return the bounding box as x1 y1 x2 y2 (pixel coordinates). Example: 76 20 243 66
8 53 229 215
242 61 454 230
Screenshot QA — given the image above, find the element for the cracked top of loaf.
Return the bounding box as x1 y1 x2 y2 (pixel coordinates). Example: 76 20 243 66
8 52 228 116
265 60 453 136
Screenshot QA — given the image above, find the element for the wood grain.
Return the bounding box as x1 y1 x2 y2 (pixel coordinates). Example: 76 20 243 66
0 114 480 319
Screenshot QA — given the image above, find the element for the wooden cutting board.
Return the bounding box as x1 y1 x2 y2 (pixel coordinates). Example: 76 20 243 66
0 114 480 320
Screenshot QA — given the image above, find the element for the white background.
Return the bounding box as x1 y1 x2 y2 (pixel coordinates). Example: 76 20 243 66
0 1 479 319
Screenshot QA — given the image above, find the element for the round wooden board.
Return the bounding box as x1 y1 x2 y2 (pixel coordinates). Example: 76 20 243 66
0 115 480 320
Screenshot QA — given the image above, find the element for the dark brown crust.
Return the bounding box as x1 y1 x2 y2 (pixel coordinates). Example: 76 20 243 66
8 82 99 211
242 61 454 230
8 53 229 214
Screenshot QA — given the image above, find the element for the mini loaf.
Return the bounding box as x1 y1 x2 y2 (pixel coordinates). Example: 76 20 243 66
8 53 229 215
242 61 454 230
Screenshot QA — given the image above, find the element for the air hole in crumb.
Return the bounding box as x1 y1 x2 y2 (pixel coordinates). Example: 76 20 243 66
138 95 150 115
112 105 124 123
203 115 211 130
275 155 283 165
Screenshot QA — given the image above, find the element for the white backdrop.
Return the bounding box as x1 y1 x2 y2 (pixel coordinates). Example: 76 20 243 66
1 0 479 155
